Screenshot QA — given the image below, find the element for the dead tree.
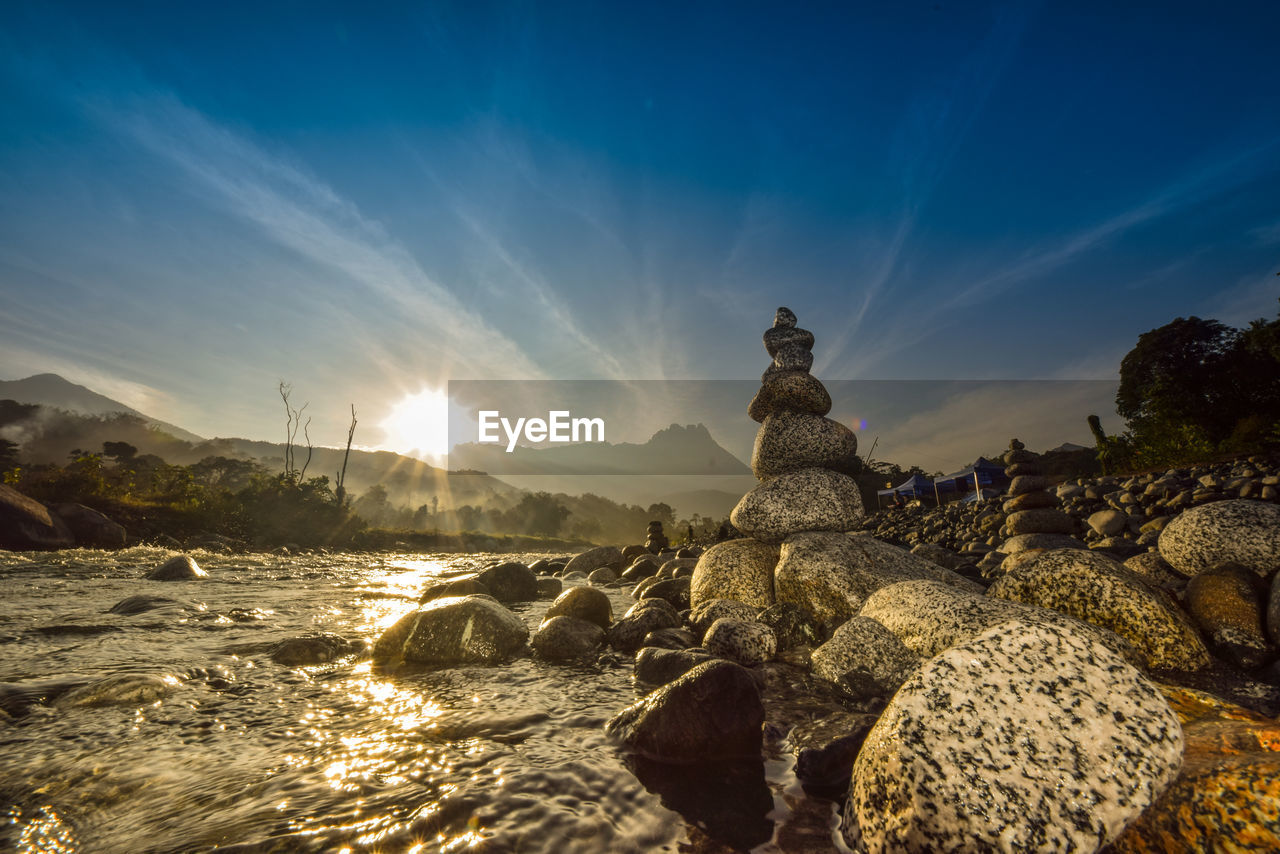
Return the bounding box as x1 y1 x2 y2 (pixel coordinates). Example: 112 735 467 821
336 404 357 507
278 381 310 483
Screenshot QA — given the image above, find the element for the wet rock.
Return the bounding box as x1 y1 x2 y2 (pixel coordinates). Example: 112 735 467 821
420 574 489 603
689 598 760 639
791 711 879 799
605 659 764 761
730 467 864 544
564 545 624 576
1185 564 1270 669
608 598 681 653
53 502 127 548
0 483 72 550
703 618 777 666
811 616 920 696
845 618 1184 852
476 561 539 602
108 594 180 615
1159 499 1280 577
620 557 660 582
57 673 174 708
634 647 715 685
756 602 824 650
1111 685 1280 853
535 576 562 599
988 548 1210 671
641 627 697 650
689 538 778 610
750 410 857 478
544 586 612 629
641 576 691 611
147 554 207 581
859 578 1141 665
587 567 618 585
621 544 649 561
271 633 367 665
372 596 528 669
774 531 980 630
530 615 605 661
657 557 697 579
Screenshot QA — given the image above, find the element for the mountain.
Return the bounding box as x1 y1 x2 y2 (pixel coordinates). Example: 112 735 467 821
448 422 750 476
0 373 204 443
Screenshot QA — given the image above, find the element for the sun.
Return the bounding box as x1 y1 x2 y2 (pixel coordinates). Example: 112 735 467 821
379 388 451 460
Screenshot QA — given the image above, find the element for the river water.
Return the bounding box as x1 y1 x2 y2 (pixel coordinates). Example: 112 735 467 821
0 547 845 853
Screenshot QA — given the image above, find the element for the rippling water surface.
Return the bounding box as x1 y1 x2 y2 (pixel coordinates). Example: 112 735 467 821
0 548 840 853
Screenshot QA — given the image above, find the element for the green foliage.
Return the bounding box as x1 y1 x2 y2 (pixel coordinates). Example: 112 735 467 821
1113 301 1280 469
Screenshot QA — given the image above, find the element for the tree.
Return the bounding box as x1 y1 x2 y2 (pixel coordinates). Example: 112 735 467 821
1116 316 1241 447
0 438 19 469
102 441 138 463
335 404 357 507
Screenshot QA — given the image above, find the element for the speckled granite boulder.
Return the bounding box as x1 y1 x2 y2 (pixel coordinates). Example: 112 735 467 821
640 576 691 611
690 598 760 640
775 532 981 630
757 601 824 650
748 370 832 422
372 596 529 669
859 579 1142 666
147 554 208 581
530 615 605 661
1124 551 1188 590
1110 685 1280 853
605 659 764 761
689 538 778 610
844 618 1184 852
750 410 856 478
730 467 864 544
564 545 624 576
1159 500 1280 577
811 616 920 695
703 618 777 666
1184 564 1270 669
988 549 1210 671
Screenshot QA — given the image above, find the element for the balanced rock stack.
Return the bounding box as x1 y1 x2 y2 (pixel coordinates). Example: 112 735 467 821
645 522 669 554
729 307 864 542
1000 438 1083 567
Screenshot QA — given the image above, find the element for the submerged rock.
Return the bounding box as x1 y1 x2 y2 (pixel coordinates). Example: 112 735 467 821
530 615 605 661
58 673 174 708
606 659 764 761
270 633 367 666
372 596 528 669
845 618 1184 852
147 554 207 581
634 647 715 685
108 594 181 615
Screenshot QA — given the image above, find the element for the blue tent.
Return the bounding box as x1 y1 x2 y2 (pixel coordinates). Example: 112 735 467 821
876 473 934 505
932 457 1009 496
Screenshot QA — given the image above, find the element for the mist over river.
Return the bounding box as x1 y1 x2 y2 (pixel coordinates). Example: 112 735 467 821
0 548 839 853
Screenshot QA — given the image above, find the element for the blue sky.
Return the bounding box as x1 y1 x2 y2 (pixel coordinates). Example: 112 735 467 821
1 1 1278 460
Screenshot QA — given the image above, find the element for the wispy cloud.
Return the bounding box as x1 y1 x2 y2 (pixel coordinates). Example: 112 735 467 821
93 93 548 383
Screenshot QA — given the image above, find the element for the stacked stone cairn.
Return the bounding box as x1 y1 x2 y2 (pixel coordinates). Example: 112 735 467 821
999 437 1084 571
645 521 669 554
730 306 864 541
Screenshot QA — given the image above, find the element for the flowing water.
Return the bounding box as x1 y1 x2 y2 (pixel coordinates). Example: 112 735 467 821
0 548 845 853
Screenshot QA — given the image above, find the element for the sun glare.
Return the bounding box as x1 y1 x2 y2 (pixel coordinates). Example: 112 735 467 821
379 388 451 460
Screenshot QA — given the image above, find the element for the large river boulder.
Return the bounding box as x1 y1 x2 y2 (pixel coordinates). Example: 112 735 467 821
0 483 72 550
372 596 528 669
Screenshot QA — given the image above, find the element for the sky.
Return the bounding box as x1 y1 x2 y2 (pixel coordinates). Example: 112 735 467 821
1 1 1278 468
